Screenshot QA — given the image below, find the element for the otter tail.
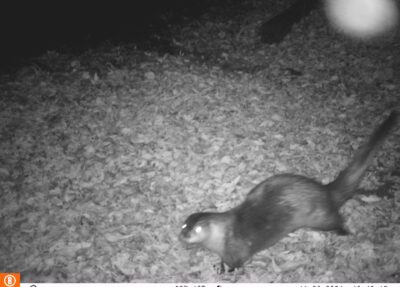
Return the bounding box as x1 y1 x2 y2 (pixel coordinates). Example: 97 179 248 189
327 111 398 207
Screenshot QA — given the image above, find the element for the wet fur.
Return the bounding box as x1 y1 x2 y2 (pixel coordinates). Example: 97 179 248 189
180 111 398 269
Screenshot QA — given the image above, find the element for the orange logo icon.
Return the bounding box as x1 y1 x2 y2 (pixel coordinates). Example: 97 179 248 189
0 273 20 287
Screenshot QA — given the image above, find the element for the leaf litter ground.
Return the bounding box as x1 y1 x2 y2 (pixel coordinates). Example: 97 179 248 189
0 0 400 283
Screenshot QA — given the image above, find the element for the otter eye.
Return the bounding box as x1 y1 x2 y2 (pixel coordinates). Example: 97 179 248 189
195 226 202 233
182 223 187 229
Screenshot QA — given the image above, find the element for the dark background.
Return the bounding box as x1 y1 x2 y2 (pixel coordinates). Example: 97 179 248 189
0 0 230 65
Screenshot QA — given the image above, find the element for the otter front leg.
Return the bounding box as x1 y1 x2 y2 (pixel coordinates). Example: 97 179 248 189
217 261 235 273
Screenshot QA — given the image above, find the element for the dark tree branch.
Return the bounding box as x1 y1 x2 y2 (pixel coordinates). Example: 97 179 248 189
259 0 320 44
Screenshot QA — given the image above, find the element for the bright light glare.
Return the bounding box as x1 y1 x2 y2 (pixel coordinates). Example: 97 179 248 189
325 0 399 39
